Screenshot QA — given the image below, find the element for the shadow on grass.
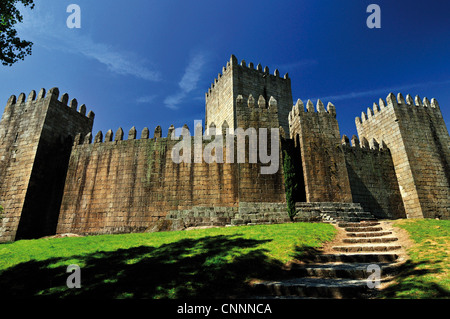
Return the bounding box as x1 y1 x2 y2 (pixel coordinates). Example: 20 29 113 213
379 260 450 299
0 235 285 299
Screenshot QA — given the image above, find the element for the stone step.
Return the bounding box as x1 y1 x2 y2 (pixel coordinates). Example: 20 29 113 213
346 231 392 238
287 262 398 279
332 244 402 253
343 237 399 244
297 253 400 264
338 222 380 228
344 226 384 232
251 278 375 299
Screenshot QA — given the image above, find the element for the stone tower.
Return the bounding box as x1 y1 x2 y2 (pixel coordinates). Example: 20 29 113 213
288 98 353 203
356 93 450 219
0 88 94 242
205 55 293 135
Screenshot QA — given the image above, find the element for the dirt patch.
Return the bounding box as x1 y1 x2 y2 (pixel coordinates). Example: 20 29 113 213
321 223 347 254
41 233 84 239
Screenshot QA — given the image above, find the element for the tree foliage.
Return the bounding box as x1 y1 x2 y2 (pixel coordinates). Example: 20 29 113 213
283 150 299 222
0 0 35 66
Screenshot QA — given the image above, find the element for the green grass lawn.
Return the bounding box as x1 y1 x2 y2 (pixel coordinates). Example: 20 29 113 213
380 219 450 299
0 222 336 299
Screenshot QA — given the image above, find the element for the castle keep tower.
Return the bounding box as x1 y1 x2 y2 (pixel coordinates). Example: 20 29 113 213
356 93 450 219
0 88 94 242
205 55 293 135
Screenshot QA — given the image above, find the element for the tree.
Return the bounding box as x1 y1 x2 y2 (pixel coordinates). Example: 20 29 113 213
0 0 35 66
283 150 299 222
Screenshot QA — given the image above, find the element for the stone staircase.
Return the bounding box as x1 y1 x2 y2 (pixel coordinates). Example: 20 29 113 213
250 219 405 299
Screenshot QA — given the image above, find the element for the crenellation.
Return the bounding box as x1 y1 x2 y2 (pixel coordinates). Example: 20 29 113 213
141 127 149 139
306 100 314 112
48 87 60 99
154 126 162 138
431 98 439 109
341 134 350 146
406 94 414 105
361 137 370 148
327 102 336 117
7 95 16 106
258 95 266 108
373 103 379 114
397 93 405 105
87 110 95 120
79 104 86 116
386 92 397 107
37 88 46 100
128 126 137 140
105 129 114 142
94 131 103 144
247 94 255 108
70 98 78 110
84 132 93 144
115 127 124 141
316 99 326 113
415 95 422 106
27 90 36 104
351 135 360 147
361 111 367 122
17 93 26 104
61 93 69 105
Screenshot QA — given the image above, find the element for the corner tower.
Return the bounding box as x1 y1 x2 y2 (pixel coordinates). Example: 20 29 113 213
205 55 293 135
356 93 450 219
0 88 94 242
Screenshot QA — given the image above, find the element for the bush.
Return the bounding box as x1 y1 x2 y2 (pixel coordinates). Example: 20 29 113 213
283 150 299 221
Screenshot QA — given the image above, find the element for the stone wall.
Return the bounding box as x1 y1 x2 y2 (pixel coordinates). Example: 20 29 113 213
0 88 93 242
342 135 406 219
57 125 286 236
356 93 450 219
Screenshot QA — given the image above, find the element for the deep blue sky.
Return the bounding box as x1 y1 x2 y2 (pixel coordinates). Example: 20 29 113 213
1 0 449 138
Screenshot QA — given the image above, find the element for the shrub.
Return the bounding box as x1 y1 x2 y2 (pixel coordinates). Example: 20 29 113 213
283 150 299 221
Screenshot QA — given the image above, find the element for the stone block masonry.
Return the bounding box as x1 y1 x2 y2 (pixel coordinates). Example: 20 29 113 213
288 98 353 203
57 124 286 236
206 55 293 136
342 135 406 219
356 93 450 219
0 88 93 242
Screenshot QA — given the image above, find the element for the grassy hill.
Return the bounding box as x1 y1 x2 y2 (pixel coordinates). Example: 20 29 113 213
0 222 336 298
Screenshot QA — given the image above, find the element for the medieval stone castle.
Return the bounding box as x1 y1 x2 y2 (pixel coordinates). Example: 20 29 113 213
0 55 449 242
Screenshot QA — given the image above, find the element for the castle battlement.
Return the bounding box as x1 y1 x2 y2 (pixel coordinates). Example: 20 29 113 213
288 99 337 124
205 55 289 99
355 92 441 126
5 88 95 121
74 124 179 146
341 134 389 152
